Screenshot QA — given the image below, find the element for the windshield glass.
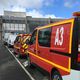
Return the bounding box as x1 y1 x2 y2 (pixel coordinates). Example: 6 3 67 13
15 36 20 42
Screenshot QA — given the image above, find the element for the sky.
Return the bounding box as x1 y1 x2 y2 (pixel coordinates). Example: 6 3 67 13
0 0 80 18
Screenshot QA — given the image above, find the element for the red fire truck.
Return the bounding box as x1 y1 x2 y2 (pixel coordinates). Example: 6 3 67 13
27 12 80 80
14 34 22 55
19 35 31 57
14 34 29 55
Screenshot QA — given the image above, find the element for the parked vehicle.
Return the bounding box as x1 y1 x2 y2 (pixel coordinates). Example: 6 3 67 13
14 34 22 54
27 12 80 80
19 35 31 57
14 34 30 55
7 34 17 47
3 33 11 45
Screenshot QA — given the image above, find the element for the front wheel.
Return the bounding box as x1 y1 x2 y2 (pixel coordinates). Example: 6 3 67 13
51 71 63 80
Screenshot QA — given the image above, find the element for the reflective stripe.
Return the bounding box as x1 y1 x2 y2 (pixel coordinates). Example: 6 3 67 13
25 45 28 49
22 44 26 48
69 19 74 54
14 45 20 49
27 51 71 72
37 19 74 30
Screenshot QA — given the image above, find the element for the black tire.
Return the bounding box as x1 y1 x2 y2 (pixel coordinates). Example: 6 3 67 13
51 71 63 80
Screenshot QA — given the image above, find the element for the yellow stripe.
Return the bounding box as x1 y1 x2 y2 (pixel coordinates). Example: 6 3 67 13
27 51 70 72
14 46 20 49
22 44 26 48
68 58 71 71
25 45 28 49
36 30 38 54
37 19 74 30
69 19 74 53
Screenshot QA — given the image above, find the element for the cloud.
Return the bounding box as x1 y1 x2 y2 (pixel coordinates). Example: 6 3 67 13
0 0 44 8
44 0 54 6
0 0 54 15
64 2 73 8
27 9 57 18
0 0 61 18
64 0 80 8
45 14 56 18
10 6 26 12
15 0 44 8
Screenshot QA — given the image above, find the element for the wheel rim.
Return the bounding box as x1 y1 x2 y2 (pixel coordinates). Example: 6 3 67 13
53 75 60 80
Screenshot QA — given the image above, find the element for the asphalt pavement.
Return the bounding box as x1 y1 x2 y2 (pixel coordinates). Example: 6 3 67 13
0 42 31 80
0 41 49 80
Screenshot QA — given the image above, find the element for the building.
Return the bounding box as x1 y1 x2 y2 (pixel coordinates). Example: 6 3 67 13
3 11 26 34
4 11 26 17
0 11 64 40
26 16 63 33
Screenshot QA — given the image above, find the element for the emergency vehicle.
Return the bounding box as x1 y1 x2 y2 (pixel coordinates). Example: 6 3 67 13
14 34 22 54
7 34 17 47
27 12 80 80
14 34 30 56
19 35 31 57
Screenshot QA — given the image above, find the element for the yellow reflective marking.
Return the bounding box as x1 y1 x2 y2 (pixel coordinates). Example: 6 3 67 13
25 45 28 49
27 51 71 72
68 58 71 71
22 44 26 48
14 45 20 49
37 18 74 30
69 19 74 53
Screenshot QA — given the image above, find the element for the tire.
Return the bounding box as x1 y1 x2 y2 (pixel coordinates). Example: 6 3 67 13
51 71 63 80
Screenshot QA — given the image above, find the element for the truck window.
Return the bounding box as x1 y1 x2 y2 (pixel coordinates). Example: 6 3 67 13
38 28 51 47
29 30 37 45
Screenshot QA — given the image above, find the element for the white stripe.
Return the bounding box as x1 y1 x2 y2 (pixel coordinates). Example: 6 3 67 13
6 46 35 80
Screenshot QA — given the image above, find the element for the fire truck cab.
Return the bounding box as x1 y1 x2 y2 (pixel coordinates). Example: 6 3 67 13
27 12 80 80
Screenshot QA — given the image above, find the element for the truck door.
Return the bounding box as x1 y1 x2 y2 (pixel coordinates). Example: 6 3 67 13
28 30 37 63
37 27 52 71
